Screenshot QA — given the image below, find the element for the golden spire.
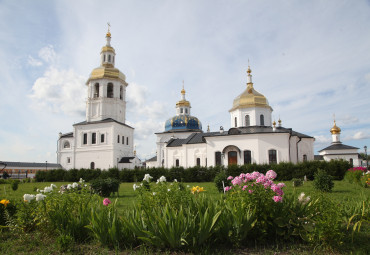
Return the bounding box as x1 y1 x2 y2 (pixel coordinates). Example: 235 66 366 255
273 120 276 126
106 22 111 37
181 80 186 95
247 59 252 74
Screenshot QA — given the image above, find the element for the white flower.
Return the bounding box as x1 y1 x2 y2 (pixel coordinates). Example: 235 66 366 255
187 185 190 188
140 183 143 186
44 186 53 193
79 178 85 183
167 189 171 192
36 189 40 192
23 194 35 202
84 184 87 187
50 184 57 189
67 184 72 189
36 194 46 201
174 179 177 182
133 184 140 191
72 182 79 188
157 176 166 183
39 190 44 193
143 174 153 182
298 192 310 204
153 192 156 196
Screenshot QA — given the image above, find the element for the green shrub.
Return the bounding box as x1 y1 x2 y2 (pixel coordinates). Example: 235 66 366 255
313 169 334 192
344 167 367 185
90 178 120 197
292 178 303 187
214 171 230 193
11 180 19 191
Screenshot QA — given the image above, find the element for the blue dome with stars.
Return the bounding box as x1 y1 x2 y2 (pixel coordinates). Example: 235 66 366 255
165 115 202 132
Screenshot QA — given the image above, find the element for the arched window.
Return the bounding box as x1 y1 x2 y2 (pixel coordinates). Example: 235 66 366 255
260 114 265 126
180 108 183 113
350 158 353 166
108 55 111 62
83 133 87 145
215 152 221 166
63 141 70 148
117 135 120 143
244 150 251 164
94 83 99 98
101 134 105 143
176 159 179 167
245 115 250 126
303 154 307 162
107 83 114 98
185 108 188 114
196 158 201 166
92 133 96 144
268 149 277 164
90 162 95 169
234 117 237 127
120 86 123 100
103 55 106 62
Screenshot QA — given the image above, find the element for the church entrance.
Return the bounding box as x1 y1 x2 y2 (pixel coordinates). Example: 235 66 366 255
228 151 238 165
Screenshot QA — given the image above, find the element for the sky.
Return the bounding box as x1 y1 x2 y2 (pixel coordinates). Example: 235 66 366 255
0 0 370 163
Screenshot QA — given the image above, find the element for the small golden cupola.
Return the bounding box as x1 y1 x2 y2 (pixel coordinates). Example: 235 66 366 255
86 27 126 85
330 120 341 134
330 119 341 143
229 65 272 112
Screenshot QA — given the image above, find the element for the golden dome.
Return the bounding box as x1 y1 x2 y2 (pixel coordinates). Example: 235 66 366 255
330 120 341 134
87 66 127 84
176 100 190 107
229 84 272 111
101 46 115 53
106 31 111 37
181 88 186 94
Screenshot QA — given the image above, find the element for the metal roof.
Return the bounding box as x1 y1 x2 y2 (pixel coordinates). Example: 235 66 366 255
319 143 359 152
1 161 62 168
74 118 134 129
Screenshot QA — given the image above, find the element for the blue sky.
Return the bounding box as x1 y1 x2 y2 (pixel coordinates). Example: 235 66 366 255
0 0 370 163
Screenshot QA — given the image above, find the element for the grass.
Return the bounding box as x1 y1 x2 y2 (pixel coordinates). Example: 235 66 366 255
1 179 369 254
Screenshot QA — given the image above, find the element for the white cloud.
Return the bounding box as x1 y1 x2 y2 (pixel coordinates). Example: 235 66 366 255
350 131 370 140
29 67 86 117
314 135 331 145
38 45 57 63
27 55 43 67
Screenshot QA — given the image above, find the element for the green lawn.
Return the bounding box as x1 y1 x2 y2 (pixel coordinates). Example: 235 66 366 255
2 180 369 210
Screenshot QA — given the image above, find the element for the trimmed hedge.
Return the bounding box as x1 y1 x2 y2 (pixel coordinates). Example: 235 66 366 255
34 159 351 183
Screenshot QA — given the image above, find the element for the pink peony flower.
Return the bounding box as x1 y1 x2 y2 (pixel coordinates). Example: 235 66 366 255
266 170 277 180
248 189 253 194
103 198 111 206
273 195 283 202
224 186 232 192
242 185 248 191
231 177 242 186
227 176 234 180
277 183 286 188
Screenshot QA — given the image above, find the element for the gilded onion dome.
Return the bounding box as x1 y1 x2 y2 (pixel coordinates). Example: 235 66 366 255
330 120 341 134
229 66 272 112
86 29 127 85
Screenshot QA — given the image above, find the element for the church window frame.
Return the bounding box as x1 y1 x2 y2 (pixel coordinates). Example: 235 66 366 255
67 157 71 164
185 108 188 114
108 55 111 62
268 149 277 164
215 151 222 166
90 162 95 169
107 83 114 98
180 108 183 114
244 150 252 164
63 141 70 149
350 158 353 166
120 86 123 100
94 83 100 98
122 136 124 144
260 114 265 126
126 137 129 145
196 158 201 166
92 132 96 144
103 55 106 62
101 134 105 143
117 135 120 143
83 133 88 145
175 159 180 167
245 115 250 126
234 117 237 127
303 154 307 162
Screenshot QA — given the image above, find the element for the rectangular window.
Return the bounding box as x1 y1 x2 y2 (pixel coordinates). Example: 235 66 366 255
122 136 124 144
269 149 277 164
117 135 120 143
215 152 221 166
244 150 251 164
303 154 307 162
83 133 87 145
92 132 96 144
126 137 129 145
196 158 201 166
67 157 71 164
101 134 105 143
176 159 179 167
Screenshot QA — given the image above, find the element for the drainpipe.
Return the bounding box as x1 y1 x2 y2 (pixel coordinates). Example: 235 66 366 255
296 137 302 163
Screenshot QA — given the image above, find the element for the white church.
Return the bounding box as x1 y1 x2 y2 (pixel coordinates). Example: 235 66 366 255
57 30 140 170
150 66 315 168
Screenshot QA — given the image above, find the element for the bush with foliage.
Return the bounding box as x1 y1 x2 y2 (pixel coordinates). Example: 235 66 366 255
90 178 120 197
344 167 367 185
313 169 334 192
292 178 303 187
213 171 230 193
11 180 19 191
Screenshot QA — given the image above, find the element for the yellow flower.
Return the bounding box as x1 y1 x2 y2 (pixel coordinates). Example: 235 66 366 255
0 199 10 207
191 186 206 194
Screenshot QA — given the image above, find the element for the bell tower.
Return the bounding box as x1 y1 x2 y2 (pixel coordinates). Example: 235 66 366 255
86 27 128 123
